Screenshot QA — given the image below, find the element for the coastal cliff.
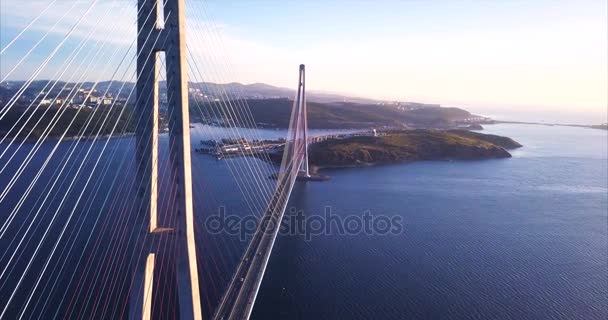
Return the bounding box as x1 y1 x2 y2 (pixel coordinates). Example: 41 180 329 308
307 129 522 168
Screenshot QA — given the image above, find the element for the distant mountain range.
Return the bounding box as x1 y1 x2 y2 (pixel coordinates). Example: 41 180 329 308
192 98 486 129
1 80 385 105
1 80 491 130
188 82 380 104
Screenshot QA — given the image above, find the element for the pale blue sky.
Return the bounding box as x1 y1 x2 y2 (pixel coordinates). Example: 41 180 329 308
1 0 606 122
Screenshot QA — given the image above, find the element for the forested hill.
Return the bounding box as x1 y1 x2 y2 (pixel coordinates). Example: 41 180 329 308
1 80 487 131
192 98 479 129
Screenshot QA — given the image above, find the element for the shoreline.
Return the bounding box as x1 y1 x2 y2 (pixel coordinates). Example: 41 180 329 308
310 156 515 172
494 120 607 131
0 132 136 145
3 121 603 147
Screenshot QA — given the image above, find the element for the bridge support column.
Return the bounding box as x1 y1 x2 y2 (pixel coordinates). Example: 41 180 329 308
163 0 202 319
295 64 310 177
131 0 202 319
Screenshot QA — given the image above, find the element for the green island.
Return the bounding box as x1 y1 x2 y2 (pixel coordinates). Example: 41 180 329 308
306 129 522 169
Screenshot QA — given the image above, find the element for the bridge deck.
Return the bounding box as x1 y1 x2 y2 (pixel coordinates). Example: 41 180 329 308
213 167 297 320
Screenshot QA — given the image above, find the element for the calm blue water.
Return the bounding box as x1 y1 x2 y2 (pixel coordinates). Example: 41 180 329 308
253 124 608 319
0 123 606 319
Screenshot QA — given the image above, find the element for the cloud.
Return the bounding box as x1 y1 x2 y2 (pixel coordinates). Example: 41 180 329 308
0 0 284 85
2 0 605 115
1 1 137 47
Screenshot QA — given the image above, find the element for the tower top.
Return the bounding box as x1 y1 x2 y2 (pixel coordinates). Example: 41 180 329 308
299 64 305 70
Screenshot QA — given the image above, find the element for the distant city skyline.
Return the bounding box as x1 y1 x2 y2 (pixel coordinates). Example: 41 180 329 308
1 0 606 123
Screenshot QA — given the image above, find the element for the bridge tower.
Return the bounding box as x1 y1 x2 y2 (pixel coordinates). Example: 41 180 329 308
131 0 202 319
295 64 310 177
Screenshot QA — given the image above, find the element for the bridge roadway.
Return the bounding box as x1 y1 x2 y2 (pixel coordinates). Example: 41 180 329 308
213 131 379 319
213 161 299 320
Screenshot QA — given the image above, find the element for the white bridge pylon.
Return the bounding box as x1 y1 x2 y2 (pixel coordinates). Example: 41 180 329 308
132 0 313 314
284 64 310 178
212 64 312 320
130 0 202 319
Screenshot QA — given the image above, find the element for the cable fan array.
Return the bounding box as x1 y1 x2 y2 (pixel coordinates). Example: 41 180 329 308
0 1 306 319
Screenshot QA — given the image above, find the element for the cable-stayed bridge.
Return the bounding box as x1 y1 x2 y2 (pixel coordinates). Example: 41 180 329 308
0 1 314 319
